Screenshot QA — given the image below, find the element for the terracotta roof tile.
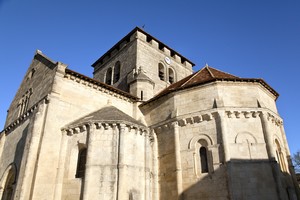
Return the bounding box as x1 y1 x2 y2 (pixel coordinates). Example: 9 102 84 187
141 65 278 106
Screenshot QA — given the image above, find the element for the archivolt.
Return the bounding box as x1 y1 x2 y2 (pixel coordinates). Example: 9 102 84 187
235 132 257 144
0 163 17 189
188 134 213 149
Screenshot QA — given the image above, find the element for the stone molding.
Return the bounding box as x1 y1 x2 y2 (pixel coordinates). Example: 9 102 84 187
2 95 50 134
152 107 283 133
64 71 135 102
62 121 154 142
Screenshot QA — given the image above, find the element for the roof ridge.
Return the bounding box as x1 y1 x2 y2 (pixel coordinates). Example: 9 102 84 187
181 67 206 87
205 66 215 78
207 66 240 78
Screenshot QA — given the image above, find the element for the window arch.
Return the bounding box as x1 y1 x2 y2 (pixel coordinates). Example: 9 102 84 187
275 139 287 172
188 135 214 176
76 148 87 178
0 164 17 200
168 68 175 84
198 139 209 174
113 61 121 84
158 63 165 81
105 68 112 85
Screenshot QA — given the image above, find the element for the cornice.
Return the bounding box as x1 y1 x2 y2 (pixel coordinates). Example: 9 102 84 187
2 95 50 134
151 107 283 133
64 70 137 102
62 121 153 142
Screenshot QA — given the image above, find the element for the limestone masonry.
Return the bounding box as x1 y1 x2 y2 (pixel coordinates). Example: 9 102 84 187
0 27 299 200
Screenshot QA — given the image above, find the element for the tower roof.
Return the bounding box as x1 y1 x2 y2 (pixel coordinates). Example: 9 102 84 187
141 65 279 105
91 27 195 68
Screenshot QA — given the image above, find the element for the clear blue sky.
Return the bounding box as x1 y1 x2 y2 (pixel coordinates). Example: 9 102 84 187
0 0 299 155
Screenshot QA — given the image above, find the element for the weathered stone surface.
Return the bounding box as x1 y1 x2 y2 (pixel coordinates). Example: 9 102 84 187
0 27 299 200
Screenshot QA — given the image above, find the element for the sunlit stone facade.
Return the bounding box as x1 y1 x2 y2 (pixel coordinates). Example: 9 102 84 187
0 27 299 200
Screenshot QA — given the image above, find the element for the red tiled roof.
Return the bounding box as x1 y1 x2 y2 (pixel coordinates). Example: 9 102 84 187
141 66 279 106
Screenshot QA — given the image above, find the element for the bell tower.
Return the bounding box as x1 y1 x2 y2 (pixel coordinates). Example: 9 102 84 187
91 27 195 100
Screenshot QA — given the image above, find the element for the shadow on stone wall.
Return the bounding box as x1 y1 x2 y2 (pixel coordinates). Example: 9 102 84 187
14 125 29 176
179 158 299 200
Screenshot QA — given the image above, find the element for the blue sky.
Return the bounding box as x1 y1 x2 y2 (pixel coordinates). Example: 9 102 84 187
0 0 299 155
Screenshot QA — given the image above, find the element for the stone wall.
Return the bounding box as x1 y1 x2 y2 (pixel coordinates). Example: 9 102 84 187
28 68 137 199
93 37 138 92
135 33 193 96
5 52 57 127
93 29 193 98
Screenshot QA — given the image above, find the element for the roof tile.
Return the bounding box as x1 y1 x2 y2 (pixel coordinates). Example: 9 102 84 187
142 65 278 106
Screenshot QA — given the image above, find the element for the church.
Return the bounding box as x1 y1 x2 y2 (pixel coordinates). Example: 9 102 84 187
0 27 299 200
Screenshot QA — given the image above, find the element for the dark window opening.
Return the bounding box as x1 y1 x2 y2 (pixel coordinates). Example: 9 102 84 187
200 147 208 173
141 91 143 101
168 68 175 84
158 63 165 81
105 68 112 85
76 148 87 178
113 61 121 84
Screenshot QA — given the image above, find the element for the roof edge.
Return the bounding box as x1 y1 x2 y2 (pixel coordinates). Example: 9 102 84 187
141 77 279 106
34 50 57 64
65 69 139 101
91 27 195 67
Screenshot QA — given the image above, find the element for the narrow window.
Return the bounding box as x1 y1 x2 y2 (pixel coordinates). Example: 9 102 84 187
168 68 175 84
200 147 208 173
141 91 143 101
76 148 87 178
275 139 287 172
18 89 32 117
105 68 112 85
158 63 165 81
113 61 121 84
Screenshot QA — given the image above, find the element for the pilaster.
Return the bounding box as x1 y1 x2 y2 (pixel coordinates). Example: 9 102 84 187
53 130 69 200
82 123 101 200
172 121 183 199
18 99 48 200
218 111 230 162
117 123 126 200
151 130 159 200
144 130 150 200
260 111 284 200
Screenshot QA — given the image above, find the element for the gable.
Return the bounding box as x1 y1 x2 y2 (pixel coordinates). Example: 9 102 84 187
5 51 57 127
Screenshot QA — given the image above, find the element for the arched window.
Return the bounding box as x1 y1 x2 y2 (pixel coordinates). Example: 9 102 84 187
113 61 121 84
168 68 175 84
105 68 112 85
194 139 210 174
76 148 87 178
200 147 208 173
275 139 287 172
1 165 16 200
158 63 165 81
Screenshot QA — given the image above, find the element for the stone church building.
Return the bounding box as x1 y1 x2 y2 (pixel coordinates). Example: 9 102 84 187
0 27 299 200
